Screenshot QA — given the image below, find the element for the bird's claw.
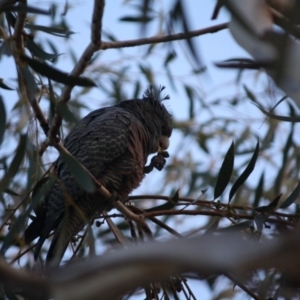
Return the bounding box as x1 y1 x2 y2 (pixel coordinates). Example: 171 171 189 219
144 151 169 174
151 154 166 171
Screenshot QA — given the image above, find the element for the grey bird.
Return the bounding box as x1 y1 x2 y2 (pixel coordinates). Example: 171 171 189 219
24 86 172 264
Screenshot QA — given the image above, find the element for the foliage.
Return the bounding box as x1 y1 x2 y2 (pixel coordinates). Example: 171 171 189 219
0 0 300 299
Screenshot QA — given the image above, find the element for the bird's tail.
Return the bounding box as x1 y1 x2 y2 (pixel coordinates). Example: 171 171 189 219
24 215 44 244
45 222 71 266
45 213 84 266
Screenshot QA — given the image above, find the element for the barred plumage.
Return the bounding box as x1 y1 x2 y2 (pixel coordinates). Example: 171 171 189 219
25 86 172 264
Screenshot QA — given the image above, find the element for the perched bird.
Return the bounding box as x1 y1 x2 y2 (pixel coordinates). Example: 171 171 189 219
25 86 172 264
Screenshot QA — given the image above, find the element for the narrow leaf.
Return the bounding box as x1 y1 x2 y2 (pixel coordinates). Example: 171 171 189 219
0 96 6 146
280 182 300 208
22 55 96 87
0 40 12 58
57 102 80 123
26 39 61 61
146 190 179 212
0 79 14 90
228 142 259 202
214 141 235 200
0 135 27 194
255 104 300 122
254 213 268 233
274 124 294 195
20 66 38 103
119 16 153 23
4 188 20 196
31 175 56 215
139 64 154 84
244 85 257 102
252 172 264 208
105 215 130 246
254 194 282 212
216 220 253 233
25 24 74 37
145 201 175 212
5 4 51 15
0 204 32 254
184 85 195 119
170 189 180 204
60 149 96 193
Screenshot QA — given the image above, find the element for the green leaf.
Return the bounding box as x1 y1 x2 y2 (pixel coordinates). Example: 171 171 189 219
60 150 96 193
57 102 80 123
20 65 38 103
119 16 153 22
280 182 300 208
228 142 259 203
254 194 282 213
164 51 176 66
0 134 27 194
170 189 180 204
0 204 32 254
184 85 194 119
0 40 12 58
0 96 6 146
139 64 154 84
145 201 175 212
48 78 56 124
274 124 294 195
216 220 253 233
146 190 179 212
171 0 203 69
254 103 300 122
25 24 74 37
254 213 268 233
252 172 264 208
22 55 96 87
4 188 20 196
5 4 51 15
25 39 61 61
214 141 235 200
244 85 257 103
0 78 14 90
31 175 56 215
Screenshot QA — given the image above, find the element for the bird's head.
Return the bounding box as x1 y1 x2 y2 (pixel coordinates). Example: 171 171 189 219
141 85 172 152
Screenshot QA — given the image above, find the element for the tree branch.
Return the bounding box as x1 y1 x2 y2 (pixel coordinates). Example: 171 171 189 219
0 259 51 298
48 0 105 143
100 22 228 50
49 230 300 300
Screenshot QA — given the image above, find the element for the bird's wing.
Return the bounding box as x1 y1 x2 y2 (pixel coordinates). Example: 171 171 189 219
33 107 134 259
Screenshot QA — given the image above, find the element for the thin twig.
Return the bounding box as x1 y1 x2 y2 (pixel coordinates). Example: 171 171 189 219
54 141 111 199
70 228 88 261
10 1 50 136
13 0 26 57
225 273 261 300
48 0 105 143
131 206 183 238
100 22 228 50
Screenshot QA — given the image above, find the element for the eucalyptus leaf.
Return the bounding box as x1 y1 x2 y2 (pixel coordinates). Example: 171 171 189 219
60 150 96 193
23 55 96 87
280 182 300 208
26 39 61 61
0 134 27 194
214 141 235 200
25 24 74 37
228 142 259 203
0 96 6 146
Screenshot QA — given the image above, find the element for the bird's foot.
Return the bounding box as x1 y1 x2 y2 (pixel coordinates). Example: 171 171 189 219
144 151 169 174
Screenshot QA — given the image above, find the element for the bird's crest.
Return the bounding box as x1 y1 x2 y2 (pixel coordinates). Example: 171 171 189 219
142 85 170 102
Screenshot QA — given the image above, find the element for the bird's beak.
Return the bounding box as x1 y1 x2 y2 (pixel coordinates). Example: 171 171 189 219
159 135 170 150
